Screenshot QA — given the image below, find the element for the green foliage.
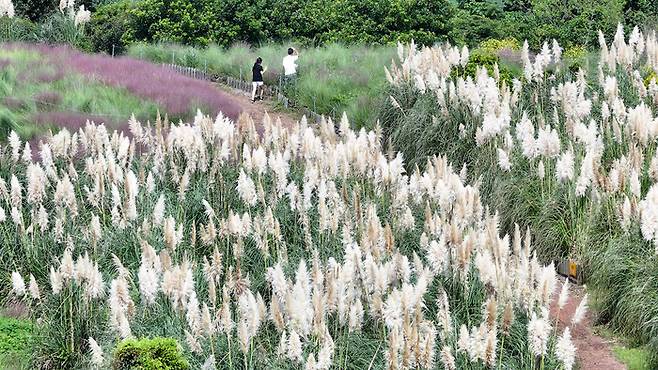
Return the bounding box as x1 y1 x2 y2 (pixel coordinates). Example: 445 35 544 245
0 17 38 42
14 0 57 22
530 0 624 48
613 345 652 370
113 338 189 370
451 48 519 86
0 317 33 361
479 37 521 53
449 0 506 46
38 13 92 51
563 45 589 72
88 0 135 54
126 0 453 47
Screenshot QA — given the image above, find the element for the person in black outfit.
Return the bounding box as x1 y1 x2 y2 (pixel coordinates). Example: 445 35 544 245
251 57 266 102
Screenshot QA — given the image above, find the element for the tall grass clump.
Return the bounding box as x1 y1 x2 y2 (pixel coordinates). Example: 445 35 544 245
379 25 658 365
1 110 579 369
128 42 396 128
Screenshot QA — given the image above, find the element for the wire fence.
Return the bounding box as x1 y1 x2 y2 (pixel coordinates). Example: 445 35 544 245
161 63 328 124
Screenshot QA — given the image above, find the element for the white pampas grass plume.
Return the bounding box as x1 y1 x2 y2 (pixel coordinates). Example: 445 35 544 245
440 346 456 370
497 148 511 171
90 214 101 244
288 329 303 362
185 329 202 354
8 131 20 162
11 271 25 296
555 327 576 370
152 194 165 226
22 142 32 163
348 298 364 332
10 175 22 209
528 313 551 356
74 5 91 27
558 277 569 310
457 324 469 354
0 0 14 18
201 355 216 370
137 263 159 305
537 160 545 179
572 293 588 325
88 337 104 367
50 266 62 294
236 169 257 206
277 331 287 358
555 150 574 182
305 353 317 370
29 274 40 300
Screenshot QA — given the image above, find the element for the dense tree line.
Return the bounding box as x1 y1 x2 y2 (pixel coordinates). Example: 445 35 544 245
11 0 658 52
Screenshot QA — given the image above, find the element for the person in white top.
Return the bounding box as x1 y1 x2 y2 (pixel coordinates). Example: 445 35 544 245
282 47 299 99
283 47 298 77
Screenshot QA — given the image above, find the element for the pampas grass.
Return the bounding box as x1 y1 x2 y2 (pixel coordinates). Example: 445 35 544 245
0 108 573 369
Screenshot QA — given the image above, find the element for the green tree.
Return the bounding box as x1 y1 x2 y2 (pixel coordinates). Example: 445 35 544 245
15 0 57 22
88 0 135 54
531 0 624 47
623 0 658 29
383 0 454 44
449 0 505 46
130 0 215 46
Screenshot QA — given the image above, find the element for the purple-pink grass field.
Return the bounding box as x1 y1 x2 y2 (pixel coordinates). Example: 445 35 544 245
26 44 243 121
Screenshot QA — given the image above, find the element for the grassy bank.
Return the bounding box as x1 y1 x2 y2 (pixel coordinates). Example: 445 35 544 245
0 47 161 139
129 42 395 128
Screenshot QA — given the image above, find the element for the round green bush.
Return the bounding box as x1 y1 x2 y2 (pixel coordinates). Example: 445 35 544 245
112 337 189 370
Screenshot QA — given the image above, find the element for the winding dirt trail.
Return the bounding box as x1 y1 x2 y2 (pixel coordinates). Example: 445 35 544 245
550 283 625 370
217 83 299 129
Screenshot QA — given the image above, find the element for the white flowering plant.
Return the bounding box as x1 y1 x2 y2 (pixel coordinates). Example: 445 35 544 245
380 25 658 364
3 111 579 369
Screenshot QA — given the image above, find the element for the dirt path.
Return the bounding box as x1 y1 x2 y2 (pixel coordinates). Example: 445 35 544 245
550 284 625 370
217 83 299 129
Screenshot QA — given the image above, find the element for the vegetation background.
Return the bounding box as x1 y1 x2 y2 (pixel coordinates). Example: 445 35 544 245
2 0 658 368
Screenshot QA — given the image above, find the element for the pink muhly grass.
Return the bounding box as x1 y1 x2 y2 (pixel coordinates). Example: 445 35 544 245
32 111 114 132
34 91 63 109
31 45 242 120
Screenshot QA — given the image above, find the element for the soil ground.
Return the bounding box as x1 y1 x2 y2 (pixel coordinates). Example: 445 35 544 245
550 283 626 370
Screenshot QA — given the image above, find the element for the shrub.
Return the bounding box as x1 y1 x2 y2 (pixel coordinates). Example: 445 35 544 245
479 37 521 53
563 45 588 72
0 17 38 42
88 0 135 55
112 338 189 370
451 48 517 85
